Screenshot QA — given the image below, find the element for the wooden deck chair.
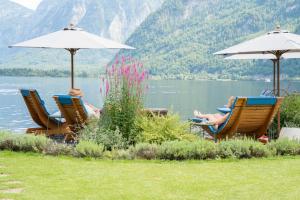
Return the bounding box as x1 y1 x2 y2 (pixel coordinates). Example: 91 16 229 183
53 95 89 133
198 96 283 140
20 89 71 137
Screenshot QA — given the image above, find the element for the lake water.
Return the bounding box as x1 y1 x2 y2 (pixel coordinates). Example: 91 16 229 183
0 76 300 133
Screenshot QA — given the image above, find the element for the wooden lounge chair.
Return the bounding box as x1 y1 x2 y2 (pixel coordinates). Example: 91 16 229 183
20 89 72 138
53 95 89 133
193 96 283 140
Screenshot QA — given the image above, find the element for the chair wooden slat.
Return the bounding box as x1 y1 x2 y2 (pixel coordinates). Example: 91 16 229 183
199 97 283 140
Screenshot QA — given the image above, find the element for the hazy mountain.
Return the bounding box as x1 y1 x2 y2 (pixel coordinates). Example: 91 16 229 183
123 0 300 79
0 0 33 58
0 0 164 71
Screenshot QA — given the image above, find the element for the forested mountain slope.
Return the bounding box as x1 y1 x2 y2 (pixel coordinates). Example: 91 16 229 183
123 0 300 79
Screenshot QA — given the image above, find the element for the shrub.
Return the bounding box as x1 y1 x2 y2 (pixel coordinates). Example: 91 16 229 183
137 113 199 144
129 143 159 160
43 143 74 156
79 119 127 150
75 140 104 158
217 139 271 159
100 55 148 145
0 132 50 153
280 94 300 127
270 93 300 137
267 138 300 156
158 140 217 160
110 149 133 160
12 135 50 152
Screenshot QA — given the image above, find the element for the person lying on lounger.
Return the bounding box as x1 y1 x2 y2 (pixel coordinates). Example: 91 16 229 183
69 88 100 118
194 96 235 129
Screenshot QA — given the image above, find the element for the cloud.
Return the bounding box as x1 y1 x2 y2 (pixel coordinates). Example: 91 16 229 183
10 0 42 10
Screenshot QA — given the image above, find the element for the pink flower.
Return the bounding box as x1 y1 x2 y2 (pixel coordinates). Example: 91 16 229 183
115 54 119 64
105 80 110 96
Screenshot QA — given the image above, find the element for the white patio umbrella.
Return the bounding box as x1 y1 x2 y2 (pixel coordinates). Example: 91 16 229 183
215 26 300 97
9 24 135 88
215 26 300 134
225 52 300 93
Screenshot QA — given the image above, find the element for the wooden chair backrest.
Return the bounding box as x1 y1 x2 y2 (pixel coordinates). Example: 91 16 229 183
29 90 62 129
53 95 88 130
20 89 45 128
218 97 283 138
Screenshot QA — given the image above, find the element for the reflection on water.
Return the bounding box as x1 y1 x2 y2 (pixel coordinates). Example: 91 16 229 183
0 76 299 133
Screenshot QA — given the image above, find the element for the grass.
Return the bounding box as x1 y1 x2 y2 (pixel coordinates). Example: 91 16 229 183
0 151 300 200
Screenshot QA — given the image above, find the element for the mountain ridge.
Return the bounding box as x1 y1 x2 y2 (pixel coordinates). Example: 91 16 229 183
0 0 164 72
122 0 300 79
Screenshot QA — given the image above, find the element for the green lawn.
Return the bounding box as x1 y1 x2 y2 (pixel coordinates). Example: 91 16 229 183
0 151 300 200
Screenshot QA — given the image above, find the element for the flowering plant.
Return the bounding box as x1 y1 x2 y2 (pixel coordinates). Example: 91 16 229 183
100 55 148 144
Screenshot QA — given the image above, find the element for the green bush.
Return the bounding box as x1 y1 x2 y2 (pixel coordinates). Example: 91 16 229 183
267 138 300 156
110 149 133 160
129 143 159 160
0 132 50 153
2 131 300 161
158 140 217 160
80 123 127 150
280 94 300 127
137 114 199 144
75 141 104 158
270 94 300 134
43 142 74 156
218 139 271 159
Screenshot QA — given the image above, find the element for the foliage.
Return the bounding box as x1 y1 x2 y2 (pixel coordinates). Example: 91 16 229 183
270 93 300 138
0 131 50 153
137 113 199 144
0 68 88 77
217 139 271 159
1 131 300 160
43 143 74 156
279 93 300 127
157 140 217 160
79 119 128 150
267 138 300 156
99 55 148 145
75 140 104 158
122 0 300 79
129 143 159 160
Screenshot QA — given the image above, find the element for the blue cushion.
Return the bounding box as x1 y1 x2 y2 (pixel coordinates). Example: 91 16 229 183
55 95 88 115
57 95 73 105
20 89 30 97
246 97 276 105
217 107 231 114
190 118 206 123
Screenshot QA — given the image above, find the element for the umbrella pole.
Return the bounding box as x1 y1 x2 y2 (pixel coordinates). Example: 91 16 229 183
276 58 281 136
272 59 276 94
69 49 76 89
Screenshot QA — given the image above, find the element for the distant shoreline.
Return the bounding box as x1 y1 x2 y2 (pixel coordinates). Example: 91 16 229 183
0 68 300 81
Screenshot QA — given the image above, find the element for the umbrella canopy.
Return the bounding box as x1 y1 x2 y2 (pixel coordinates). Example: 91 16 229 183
215 26 300 135
215 26 300 96
225 52 300 60
9 24 135 88
215 28 300 56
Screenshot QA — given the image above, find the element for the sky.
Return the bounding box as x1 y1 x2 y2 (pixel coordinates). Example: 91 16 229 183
10 0 42 10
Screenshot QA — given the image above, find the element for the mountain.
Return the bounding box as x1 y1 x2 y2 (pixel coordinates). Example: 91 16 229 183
0 0 33 58
123 0 300 79
0 0 164 72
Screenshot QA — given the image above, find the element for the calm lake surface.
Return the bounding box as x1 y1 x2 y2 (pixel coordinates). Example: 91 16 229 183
0 76 300 133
